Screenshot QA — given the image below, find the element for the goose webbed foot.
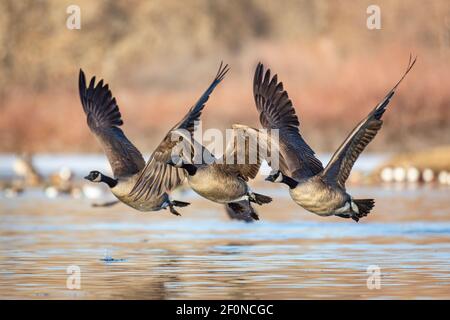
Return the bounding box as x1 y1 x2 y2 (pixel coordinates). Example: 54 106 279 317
166 199 190 216
168 205 182 216
248 192 272 206
250 209 260 220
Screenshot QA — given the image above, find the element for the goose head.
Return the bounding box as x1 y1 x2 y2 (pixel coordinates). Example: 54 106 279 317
265 170 283 183
84 170 103 182
84 170 118 188
265 170 298 189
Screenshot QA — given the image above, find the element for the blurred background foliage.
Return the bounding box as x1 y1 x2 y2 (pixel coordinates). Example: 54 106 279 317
0 0 449 153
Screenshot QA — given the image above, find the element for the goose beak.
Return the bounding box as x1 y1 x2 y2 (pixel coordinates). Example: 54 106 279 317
84 175 91 181
265 175 275 182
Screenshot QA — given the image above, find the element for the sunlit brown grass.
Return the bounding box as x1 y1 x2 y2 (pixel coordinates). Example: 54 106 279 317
1 42 449 153
0 0 449 152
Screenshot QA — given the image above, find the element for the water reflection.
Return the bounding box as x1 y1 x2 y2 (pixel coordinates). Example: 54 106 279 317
1 184 450 299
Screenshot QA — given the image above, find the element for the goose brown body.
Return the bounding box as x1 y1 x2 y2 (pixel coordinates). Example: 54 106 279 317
187 165 248 204
111 175 170 211
288 176 348 216
254 58 416 221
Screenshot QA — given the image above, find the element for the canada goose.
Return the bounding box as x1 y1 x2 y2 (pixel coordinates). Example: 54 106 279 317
163 123 272 221
13 153 42 187
393 167 407 182
44 186 60 199
3 180 25 198
45 166 77 196
380 167 394 182
256 57 416 221
406 167 420 183
422 168 434 183
438 171 448 185
43 184 83 199
79 63 229 215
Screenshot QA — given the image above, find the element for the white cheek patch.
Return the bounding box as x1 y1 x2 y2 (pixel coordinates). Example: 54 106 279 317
351 201 359 213
335 202 351 214
93 175 102 182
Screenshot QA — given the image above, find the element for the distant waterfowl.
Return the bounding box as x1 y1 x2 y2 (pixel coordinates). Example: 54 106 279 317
44 166 82 198
13 153 42 187
438 171 448 185
79 63 228 215
257 57 416 221
422 168 434 183
56 167 73 182
3 181 25 198
380 165 434 184
1 153 40 198
44 186 59 199
393 166 407 183
406 167 420 183
47 166 73 189
380 167 394 183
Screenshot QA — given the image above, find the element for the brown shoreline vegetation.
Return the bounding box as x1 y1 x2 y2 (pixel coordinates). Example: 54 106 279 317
0 0 449 153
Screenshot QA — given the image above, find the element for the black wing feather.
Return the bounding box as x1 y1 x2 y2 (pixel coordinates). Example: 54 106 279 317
129 63 229 200
79 69 145 177
322 55 417 189
253 63 323 179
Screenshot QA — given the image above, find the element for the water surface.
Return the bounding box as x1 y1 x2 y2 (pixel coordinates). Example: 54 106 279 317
1 183 449 299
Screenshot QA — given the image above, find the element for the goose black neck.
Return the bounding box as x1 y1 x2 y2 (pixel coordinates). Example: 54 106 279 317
101 175 118 188
282 174 298 189
181 163 197 176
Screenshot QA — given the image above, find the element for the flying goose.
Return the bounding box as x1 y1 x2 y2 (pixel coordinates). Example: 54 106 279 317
163 122 272 221
256 57 416 221
80 63 229 216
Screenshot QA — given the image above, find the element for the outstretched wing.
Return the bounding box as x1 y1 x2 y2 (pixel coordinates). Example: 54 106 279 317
321 55 416 189
253 63 323 180
129 63 229 200
79 70 145 178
